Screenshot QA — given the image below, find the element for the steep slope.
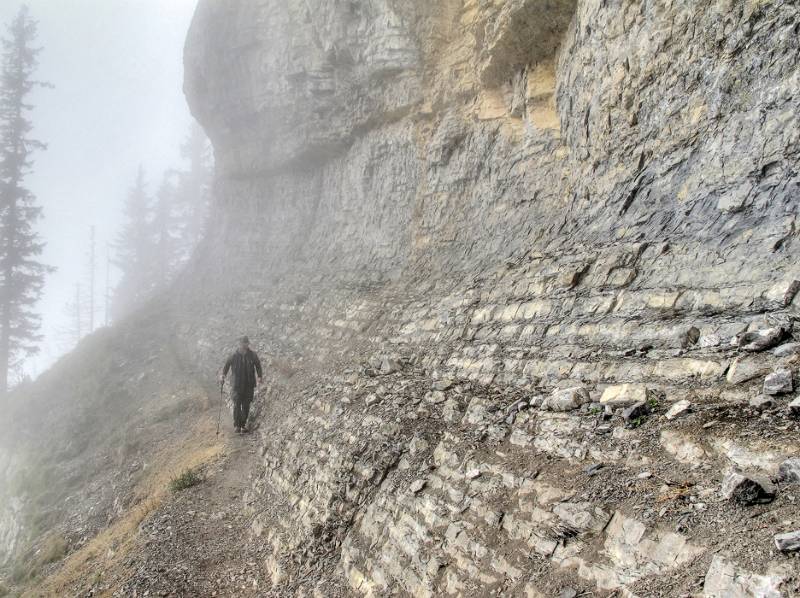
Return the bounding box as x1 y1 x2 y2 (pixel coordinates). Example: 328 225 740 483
2 0 800 596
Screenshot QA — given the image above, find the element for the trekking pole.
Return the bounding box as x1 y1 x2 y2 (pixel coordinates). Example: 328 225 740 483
216 380 224 436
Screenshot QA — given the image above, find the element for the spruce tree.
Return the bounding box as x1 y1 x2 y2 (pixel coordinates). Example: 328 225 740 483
0 6 53 393
174 123 212 263
151 172 179 288
111 166 151 321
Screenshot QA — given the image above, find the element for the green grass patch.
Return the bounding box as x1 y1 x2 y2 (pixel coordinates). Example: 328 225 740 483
168 468 203 493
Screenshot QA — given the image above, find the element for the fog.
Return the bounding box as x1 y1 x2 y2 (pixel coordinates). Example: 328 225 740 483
0 0 200 379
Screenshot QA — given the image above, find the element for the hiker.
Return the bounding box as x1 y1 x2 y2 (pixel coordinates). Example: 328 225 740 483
219 336 263 434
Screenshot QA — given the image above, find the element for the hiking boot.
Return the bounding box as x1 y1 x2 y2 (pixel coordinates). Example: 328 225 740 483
234 426 241 434
241 426 250 434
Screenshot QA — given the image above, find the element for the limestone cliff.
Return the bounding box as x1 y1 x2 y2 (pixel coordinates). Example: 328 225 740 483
2 0 799 596
175 0 800 595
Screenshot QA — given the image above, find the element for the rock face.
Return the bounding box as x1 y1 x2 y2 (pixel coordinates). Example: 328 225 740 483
179 1 800 595
176 1 800 592
4 0 800 595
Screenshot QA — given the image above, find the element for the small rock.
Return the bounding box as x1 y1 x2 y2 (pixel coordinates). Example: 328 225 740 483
679 326 701 348
773 342 800 358
622 401 650 423
432 378 454 391
595 424 612 435
528 395 545 409
749 395 777 410
790 397 800 417
506 399 528 413
365 393 380 406
409 479 426 494
465 468 481 480
698 333 721 348
584 463 604 476
505 412 516 425
541 387 591 412
720 471 776 505
380 356 403 374
600 383 649 407
408 436 429 455
637 471 652 479
778 458 800 484
557 589 578 598
727 357 771 385
763 368 793 395
702 420 718 429
766 278 800 307
737 327 787 352
425 390 447 404
774 530 800 552
665 399 691 420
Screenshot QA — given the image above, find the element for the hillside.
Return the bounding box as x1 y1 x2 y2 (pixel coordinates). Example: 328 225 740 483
2 0 800 596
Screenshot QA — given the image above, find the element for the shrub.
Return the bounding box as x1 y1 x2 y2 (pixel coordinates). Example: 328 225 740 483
169 468 203 492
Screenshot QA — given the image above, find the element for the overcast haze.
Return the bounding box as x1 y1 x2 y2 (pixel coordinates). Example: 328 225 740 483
0 0 200 377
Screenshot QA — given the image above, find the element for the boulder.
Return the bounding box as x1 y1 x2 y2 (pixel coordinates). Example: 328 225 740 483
720 471 775 505
541 387 590 412
600 384 648 407
774 530 800 552
763 368 793 395
665 399 691 420
737 327 787 352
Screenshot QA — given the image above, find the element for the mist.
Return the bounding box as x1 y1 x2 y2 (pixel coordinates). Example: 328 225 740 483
0 0 200 380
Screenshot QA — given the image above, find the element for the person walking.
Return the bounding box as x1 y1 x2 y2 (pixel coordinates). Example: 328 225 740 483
219 336 263 433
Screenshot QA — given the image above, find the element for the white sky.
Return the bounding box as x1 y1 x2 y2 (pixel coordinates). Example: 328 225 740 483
0 0 200 378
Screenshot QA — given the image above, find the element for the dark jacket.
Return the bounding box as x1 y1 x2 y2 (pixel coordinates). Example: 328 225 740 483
223 349 263 395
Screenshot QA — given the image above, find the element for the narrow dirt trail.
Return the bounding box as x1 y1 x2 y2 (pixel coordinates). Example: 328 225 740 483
112 424 270 597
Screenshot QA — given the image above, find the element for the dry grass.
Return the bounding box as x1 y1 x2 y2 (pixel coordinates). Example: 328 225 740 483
23 418 223 598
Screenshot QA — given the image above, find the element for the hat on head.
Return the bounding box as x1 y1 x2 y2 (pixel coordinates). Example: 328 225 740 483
239 335 250 344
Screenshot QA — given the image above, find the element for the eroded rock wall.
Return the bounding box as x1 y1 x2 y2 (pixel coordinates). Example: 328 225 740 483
181 0 800 595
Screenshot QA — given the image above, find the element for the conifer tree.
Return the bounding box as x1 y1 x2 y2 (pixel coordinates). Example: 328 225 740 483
151 172 179 288
111 166 151 321
174 123 212 263
0 6 53 393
